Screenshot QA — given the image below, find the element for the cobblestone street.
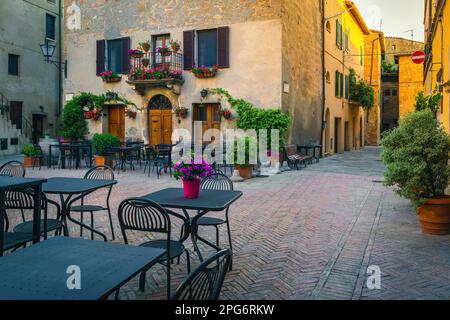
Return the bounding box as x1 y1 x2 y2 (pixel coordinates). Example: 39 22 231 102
8 147 450 300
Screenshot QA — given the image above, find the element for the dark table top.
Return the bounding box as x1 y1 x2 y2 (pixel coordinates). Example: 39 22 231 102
43 177 117 195
0 237 165 300
0 176 47 192
141 188 243 211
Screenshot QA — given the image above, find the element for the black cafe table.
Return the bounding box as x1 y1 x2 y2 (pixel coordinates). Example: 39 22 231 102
48 143 93 170
43 177 117 241
0 237 165 300
0 176 47 256
141 188 243 262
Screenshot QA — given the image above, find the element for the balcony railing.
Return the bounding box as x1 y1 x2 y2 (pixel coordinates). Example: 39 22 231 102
126 51 184 95
128 51 183 81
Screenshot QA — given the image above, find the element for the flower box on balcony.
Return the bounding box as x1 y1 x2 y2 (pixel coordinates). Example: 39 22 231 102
100 70 122 83
103 76 122 83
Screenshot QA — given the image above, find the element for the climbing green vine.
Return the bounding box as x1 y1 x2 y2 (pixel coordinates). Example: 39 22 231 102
206 88 291 148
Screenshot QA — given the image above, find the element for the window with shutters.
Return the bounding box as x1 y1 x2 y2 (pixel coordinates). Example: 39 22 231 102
96 38 130 75
46 14 56 40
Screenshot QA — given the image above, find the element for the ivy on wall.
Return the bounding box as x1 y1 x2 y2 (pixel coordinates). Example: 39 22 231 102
206 88 291 148
349 68 375 110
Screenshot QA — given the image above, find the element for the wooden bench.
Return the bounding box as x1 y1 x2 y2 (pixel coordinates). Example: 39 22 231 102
285 144 313 170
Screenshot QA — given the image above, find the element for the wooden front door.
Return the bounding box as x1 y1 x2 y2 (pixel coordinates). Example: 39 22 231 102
9 101 23 131
193 104 221 142
108 106 125 141
149 109 173 146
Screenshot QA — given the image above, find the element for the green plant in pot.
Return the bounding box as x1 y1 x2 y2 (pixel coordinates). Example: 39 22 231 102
381 110 450 235
92 133 120 167
227 136 257 179
22 144 39 167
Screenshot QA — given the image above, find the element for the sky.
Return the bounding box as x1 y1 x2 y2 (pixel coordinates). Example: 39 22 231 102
352 0 425 42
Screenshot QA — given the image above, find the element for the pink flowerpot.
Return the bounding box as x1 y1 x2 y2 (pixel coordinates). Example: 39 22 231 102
183 179 201 199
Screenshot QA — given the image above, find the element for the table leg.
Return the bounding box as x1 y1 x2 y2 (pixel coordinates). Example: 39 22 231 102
48 146 52 169
32 185 42 244
89 146 93 168
0 190 5 256
60 194 70 237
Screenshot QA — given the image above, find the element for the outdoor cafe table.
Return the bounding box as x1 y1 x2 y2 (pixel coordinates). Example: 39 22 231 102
0 237 165 300
43 177 117 241
0 176 47 256
48 143 93 170
141 188 243 262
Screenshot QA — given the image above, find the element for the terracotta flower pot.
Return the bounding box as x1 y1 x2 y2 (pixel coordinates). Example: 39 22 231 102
236 165 253 180
95 155 112 167
183 179 201 199
103 77 122 83
23 156 39 168
417 197 450 235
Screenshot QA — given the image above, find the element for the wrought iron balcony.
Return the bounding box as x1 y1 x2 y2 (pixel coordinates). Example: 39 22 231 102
126 51 184 95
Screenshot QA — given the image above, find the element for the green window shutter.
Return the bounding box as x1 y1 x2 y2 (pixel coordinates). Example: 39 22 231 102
336 21 341 48
360 47 363 65
345 75 349 99
335 71 339 97
340 73 344 97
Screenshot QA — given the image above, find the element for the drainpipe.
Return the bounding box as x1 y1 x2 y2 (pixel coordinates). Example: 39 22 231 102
320 0 326 156
57 0 63 118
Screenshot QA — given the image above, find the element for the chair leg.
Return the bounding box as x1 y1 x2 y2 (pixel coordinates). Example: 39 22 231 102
80 212 84 237
107 207 116 240
139 271 146 292
214 225 220 247
185 249 191 274
114 288 120 300
90 211 94 240
225 212 233 271
167 258 171 300
20 209 26 222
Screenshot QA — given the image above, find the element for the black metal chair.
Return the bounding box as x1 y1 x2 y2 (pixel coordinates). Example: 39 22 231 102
11 188 65 239
197 173 234 268
69 166 116 240
143 145 157 177
0 161 25 178
0 161 27 223
32 144 46 170
155 144 173 178
118 198 190 300
172 249 232 300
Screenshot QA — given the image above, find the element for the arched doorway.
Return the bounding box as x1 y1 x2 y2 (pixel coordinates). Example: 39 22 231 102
148 95 173 146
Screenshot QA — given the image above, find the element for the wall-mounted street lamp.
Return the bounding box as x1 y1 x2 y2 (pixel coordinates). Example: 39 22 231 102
40 39 67 77
200 89 209 99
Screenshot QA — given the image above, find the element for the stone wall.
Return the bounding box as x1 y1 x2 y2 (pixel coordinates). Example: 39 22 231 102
282 0 323 145
398 55 423 118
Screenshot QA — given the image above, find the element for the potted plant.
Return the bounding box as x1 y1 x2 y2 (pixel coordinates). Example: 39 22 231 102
157 45 172 57
125 108 137 119
169 39 181 53
228 136 255 179
173 157 215 199
129 49 144 58
100 70 122 83
141 58 150 68
22 144 39 167
221 108 232 120
92 133 121 166
139 41 151 53
381 110 450 235
192 65 219 78
174 106 188 119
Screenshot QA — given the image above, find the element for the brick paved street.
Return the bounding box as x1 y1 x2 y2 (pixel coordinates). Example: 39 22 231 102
7 147 450 300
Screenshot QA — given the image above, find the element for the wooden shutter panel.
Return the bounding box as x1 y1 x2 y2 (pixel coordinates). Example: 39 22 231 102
121 37 131 74
335 71 339 97
336 21 340 47
96 40 106 75
183 30 195 70
345 75 349 99
217 26 230 68
340 73 344 97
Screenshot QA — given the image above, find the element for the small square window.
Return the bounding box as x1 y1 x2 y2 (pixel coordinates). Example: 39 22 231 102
8 54 19 76
46 14 56 40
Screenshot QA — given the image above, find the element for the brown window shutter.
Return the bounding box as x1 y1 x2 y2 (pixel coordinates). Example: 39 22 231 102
96 40 106 75
183 30 195 70
217 26 230 68
121 37 131 74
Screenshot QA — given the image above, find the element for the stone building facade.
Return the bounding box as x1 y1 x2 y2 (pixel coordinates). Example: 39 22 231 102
63 0 323 147
364 30 385 146
0 0 61 155
322 0 369 155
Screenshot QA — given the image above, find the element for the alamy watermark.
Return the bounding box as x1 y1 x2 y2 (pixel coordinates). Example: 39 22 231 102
66 265 81 290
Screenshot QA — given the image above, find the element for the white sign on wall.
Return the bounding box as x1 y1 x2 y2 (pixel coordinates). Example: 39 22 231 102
66 2 81 31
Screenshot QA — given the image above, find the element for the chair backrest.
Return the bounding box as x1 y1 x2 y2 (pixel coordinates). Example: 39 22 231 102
118 198 171 244
5 188 48 210
201 173 234 191
172 249 232 300
0 161 25 177
84 165 115 180
285 144 298 157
